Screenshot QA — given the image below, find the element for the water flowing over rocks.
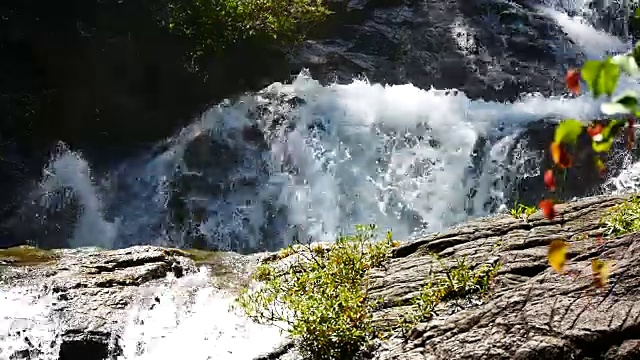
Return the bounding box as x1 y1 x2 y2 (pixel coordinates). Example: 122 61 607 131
0 246 261 360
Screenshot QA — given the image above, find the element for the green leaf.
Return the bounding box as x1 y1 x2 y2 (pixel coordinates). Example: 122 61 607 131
592 138 615 153
615 90 640 108
602 119 626 139
581 58 620 98
592 119 626 152
554 119 584 145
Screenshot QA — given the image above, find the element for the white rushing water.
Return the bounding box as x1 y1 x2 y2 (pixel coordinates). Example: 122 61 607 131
117 267 287 360
0 287 59 360
0 267 289 360
19 4 638 253
3 3 640 360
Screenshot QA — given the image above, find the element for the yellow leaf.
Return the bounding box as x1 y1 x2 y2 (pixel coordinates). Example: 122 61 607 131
548 239 568 273
591 259 611 288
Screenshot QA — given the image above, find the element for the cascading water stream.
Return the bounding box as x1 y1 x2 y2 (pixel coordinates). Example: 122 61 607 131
3 2 640 359
23 74 606 253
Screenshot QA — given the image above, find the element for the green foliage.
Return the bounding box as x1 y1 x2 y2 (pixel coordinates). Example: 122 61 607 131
554 119 583 145
601 196 640 237
234 225 396 360
542 26 640 286
600 90 640 115
581 58 620 98
547 42 640 201
510 201 537 220
591 119 626 153
159 0 330 56
400 256 501 331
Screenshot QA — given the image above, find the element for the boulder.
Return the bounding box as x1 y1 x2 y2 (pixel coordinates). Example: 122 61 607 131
370 194 640 359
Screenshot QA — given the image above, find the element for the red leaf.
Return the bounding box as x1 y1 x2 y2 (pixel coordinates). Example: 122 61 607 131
550 142 572 169
628 118 636 150
544 169 556 191
565 69 581 95
539 199 556 220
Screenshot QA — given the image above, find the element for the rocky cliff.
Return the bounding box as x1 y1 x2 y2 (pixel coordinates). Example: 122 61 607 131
0 0 585 245
3 194 640 360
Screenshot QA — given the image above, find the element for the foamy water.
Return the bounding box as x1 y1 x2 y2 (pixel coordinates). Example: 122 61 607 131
22 6 637 252
0 287 59 359
0 268 288 360
118 268 287 360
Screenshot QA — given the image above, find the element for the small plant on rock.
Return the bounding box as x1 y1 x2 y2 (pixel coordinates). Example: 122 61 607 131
510 201 537 220
400 255 501 332
158 0 330 58
234 224 396 360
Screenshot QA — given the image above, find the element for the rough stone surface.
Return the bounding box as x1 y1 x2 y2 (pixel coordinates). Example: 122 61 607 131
5 194 640 360
257 194 640 360
368 194 640 360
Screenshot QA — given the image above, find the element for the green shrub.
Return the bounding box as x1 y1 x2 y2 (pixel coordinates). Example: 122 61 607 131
234 224 395 360
158 0 330 56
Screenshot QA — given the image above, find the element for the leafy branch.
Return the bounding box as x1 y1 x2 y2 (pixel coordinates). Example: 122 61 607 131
538 18 640 289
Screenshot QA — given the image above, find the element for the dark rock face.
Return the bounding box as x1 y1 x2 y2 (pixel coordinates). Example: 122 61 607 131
0 0 603 249
0 0 292 232
511 118 639 208
289 0 582 101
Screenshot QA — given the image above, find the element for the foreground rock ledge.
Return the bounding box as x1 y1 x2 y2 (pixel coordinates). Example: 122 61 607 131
367 194 640 360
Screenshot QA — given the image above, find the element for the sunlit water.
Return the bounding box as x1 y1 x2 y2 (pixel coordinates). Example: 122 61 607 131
3 4 640 359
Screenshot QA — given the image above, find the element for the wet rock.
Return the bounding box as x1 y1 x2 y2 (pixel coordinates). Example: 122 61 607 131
1 187 82 250
1 246 199 360
289 0 584 102
511 119 639 207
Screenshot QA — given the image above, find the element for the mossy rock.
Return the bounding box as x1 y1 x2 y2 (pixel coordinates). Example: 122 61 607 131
170 248 251 290
0 246 60 266
176 248 223 265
